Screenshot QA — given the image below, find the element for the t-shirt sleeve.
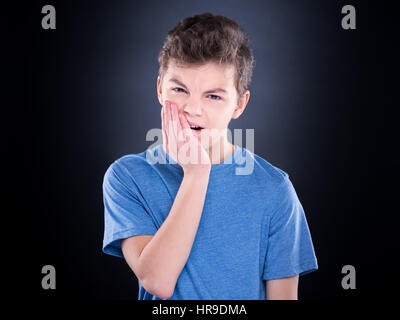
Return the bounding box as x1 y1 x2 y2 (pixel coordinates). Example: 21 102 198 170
102 159 158 259
263 176 318 280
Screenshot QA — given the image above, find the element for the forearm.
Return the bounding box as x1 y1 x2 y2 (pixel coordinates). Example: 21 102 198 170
266 275 299 300
138 168 211 297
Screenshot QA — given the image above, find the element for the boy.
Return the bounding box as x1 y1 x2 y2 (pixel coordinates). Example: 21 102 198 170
102 12 318 300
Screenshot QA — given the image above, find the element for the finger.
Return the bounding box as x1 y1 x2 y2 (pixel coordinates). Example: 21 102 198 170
178 111 190 130
166 101 178 159
180 112 196 141
178 112 191 141
170 103 179 141
175 110 185 142
161 106 168 154
165 101 174 141
164 101 173 146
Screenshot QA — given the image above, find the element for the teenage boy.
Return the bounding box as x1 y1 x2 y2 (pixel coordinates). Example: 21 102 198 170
102 12 318 300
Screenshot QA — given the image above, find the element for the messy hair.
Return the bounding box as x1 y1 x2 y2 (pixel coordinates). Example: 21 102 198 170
158 12 255 102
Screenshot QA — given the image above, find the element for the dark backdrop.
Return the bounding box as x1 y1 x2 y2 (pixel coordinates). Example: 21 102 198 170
6 0 395 301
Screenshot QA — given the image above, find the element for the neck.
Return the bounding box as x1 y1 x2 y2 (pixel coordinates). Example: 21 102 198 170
207 138 235 165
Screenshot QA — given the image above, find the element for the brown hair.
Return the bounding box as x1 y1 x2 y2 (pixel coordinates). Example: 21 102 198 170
158 12 255 103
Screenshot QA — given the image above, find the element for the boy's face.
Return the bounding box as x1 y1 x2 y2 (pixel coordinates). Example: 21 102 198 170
157 60 250 148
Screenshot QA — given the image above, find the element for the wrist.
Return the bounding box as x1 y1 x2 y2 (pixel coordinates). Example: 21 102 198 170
183 166 211 178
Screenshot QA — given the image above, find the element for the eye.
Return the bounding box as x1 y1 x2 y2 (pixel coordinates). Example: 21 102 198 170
208 94 221 101
172 87 221 101
172 87 186 93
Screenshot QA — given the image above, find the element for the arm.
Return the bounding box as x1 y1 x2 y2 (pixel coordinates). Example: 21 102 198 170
266 274 299 300
122 168 211 299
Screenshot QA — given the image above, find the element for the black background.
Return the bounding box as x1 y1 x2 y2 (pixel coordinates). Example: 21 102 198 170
4 0 398 302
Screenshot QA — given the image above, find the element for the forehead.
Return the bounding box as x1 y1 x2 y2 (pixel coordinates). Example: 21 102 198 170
165 60 236 86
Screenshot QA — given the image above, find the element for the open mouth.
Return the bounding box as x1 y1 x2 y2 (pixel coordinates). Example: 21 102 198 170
189 125 203 131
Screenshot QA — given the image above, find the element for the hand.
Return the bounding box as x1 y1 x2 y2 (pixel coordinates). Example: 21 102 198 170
161 100 211 174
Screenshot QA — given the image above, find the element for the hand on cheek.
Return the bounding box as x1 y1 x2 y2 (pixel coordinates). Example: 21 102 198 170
162 100 211 173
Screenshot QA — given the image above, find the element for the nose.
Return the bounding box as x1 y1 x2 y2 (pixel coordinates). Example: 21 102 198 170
183 98 203 117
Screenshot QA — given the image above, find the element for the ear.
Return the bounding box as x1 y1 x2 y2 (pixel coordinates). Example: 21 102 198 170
231 90 250 120
157 76 163 106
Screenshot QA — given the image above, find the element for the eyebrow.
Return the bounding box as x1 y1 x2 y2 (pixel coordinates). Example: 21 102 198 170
168 78 227 94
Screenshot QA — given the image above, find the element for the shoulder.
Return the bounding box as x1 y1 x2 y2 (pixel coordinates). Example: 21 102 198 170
103 147 156 187
243 147 290 186
251 153 300 213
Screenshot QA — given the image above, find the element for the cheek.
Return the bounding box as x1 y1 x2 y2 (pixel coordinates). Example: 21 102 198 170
161 90 183 107
163 91 187 108
208 109 232 126
164 89 184 99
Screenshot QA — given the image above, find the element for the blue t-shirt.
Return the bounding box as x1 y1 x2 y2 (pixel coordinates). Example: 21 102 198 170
102 143 318 300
